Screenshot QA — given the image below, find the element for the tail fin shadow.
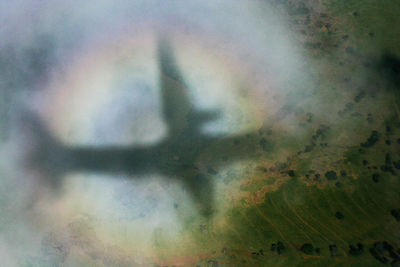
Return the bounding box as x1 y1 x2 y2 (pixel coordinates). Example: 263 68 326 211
158 37 192 136
157 37 220 137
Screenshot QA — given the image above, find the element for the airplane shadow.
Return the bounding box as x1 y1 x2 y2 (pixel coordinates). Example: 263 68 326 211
21 37 270 218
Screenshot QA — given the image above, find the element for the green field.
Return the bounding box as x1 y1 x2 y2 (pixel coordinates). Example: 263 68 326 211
152 1 400 266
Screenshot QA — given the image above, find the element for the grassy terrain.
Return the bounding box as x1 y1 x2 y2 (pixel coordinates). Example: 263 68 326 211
150 1 400 266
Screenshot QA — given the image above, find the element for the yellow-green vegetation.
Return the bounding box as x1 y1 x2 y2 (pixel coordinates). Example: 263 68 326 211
152 1 400 266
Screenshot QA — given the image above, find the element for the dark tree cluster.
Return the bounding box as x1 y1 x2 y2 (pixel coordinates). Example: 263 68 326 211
313 125 330 140
372 173 380 183
391 209 400 222
335 211 344 220
300 243 314 255
338 102 354 116
251 248 266 260
380 152 396 175
348 243 364 256
367 165 378 171
369 241 400 265
360 131 379 148
270 241 285 255
287 170 296 177
305 170 321 182
304 125 331 153
325 170 337 181
304 144 315 153
305 171 321 182
354 90 366 103
393 160 400 170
